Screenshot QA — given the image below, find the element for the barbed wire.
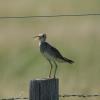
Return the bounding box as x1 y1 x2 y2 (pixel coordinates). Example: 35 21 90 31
0 94 100 100
59 94 100 98
0 13 100 19
0 97 28 100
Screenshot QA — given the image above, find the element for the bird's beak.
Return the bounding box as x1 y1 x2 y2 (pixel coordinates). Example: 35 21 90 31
32 35 40 40
33 36 40 38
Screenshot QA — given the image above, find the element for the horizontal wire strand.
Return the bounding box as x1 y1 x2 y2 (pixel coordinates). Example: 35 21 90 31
1 94 100 100
59 94 100 98
0 13 100 19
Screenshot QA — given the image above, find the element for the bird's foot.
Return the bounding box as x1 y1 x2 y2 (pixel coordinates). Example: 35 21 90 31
53 76 56 79
48 75 57 79
48 75 51 79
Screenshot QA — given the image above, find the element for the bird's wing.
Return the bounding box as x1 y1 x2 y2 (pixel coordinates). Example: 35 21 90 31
44 42 63 59
46 43 74 63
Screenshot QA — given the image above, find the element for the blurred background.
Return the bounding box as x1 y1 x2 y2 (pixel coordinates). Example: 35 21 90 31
0 0 100 100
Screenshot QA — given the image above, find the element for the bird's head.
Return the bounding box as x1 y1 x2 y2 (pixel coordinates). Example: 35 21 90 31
33 32 47 42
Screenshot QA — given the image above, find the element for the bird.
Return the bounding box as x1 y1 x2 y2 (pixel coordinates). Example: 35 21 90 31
33 32 74 78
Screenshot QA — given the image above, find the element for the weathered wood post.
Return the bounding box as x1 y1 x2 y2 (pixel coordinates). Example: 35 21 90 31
29 78 59 100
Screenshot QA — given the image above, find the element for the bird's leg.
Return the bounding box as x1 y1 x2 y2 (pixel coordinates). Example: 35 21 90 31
53 61 58 78
47 59 53 78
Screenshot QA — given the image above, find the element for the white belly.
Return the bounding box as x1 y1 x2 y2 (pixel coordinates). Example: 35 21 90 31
43 52 55 60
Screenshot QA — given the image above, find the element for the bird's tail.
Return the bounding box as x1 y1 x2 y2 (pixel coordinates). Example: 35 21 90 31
62 57 74 64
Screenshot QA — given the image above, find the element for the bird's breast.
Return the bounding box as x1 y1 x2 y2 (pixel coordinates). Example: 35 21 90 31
39 42 47 53
39 42 55 60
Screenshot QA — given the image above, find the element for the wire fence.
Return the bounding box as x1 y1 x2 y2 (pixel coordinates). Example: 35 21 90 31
0 13 100 19
0 94 100 100
59 94 100 98
0 97 28 100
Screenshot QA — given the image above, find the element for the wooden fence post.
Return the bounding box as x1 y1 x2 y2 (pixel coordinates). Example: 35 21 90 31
29 78 59 100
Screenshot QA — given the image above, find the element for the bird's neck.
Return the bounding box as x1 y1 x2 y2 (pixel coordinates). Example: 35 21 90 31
39 41 45 46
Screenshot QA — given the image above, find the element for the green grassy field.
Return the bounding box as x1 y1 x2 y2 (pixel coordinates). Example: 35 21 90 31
0 0 100 100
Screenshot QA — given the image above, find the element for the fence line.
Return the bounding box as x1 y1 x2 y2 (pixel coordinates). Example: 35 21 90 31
0 13 100 19
0 94 100 100
0 97 28 100
59 94 100 98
